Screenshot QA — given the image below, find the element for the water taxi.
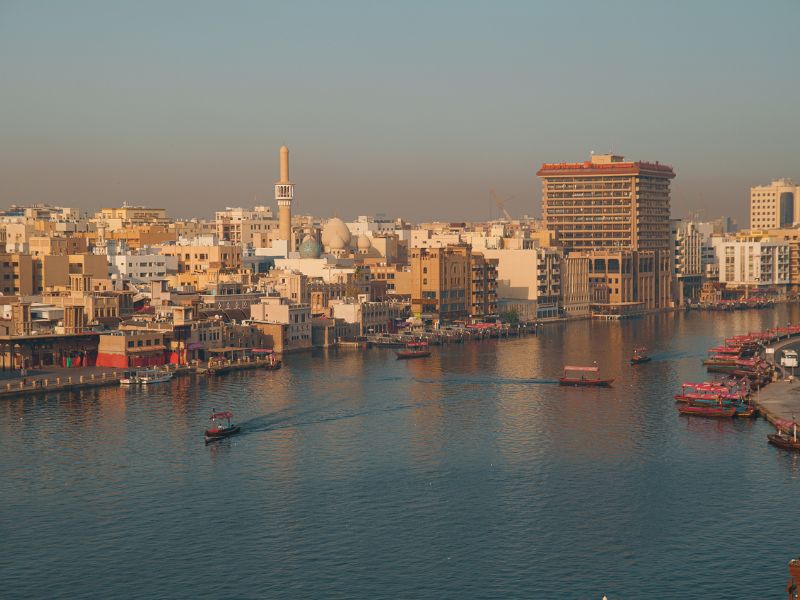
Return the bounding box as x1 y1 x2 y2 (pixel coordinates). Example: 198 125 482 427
204 411 241 444
558 365 614 387
630 347 651 364
768 419 800 452
396 342 431 360
120 369 173 385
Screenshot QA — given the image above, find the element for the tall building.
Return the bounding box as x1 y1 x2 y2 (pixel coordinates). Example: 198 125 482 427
275 145 293 243
537 153 675 311
750 178 800 230
538 153 674 252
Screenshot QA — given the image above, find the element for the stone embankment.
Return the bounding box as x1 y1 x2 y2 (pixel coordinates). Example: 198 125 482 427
0 356 278 399
756 336 800 425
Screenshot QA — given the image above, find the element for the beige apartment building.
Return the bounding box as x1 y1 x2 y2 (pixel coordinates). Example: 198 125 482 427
561 253 591 318
409 245 472 320
750 178 800 230
160 244 242 274
0 253 34 296
250 295 312 352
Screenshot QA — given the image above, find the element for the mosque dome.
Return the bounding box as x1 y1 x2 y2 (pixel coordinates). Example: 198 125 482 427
321 218 352 249
357 234 371 251
328 233 347 250
299 235 321 259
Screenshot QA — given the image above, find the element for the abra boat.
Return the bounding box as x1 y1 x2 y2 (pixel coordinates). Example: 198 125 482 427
558 365 614 387
396 342 431 360
120 369 173 385
630 347 651 364
204 411 241 443
678 404 736 418
768 419 800 452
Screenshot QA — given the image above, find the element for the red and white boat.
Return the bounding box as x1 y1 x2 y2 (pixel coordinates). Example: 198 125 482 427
396 342 431 360
204 411 241 443
558 365 614 387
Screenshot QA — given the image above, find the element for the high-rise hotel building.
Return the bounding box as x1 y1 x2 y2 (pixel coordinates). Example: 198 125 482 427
537 154 675 312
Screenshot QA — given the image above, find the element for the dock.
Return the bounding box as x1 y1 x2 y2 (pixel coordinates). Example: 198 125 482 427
756 335 800 425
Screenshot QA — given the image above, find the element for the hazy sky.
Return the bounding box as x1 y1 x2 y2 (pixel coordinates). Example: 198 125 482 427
1 1 798 225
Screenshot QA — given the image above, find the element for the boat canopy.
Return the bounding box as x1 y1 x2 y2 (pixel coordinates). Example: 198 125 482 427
775 419 798 431
564 365 599 373
251 349 274 354
210 411 234 420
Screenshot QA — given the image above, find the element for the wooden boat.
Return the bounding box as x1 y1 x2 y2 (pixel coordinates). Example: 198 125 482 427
204 411 241 443
768 433 800 452
678 404 736 418
630 347 651 365
768 420 800 452
120 369 173 385
263 360 282 370
558 365 614 387
396 342 431 359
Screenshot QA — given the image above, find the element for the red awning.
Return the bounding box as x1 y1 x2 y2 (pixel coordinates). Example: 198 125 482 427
211 411 234 420
564 365 599 373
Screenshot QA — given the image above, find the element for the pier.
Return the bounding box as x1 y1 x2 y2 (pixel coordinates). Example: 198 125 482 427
756 335 800 425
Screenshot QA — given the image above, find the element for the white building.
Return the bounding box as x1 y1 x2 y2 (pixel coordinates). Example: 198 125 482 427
250 295 311 345
107 246 177 283
480 247 563 320
715 237 790 288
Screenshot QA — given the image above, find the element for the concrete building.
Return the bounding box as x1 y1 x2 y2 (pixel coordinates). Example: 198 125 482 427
480 247 562 320
409 245 471 321
215 206 277 247
671 220 703 304
750 178 800 230
331 296 405 334
160 242 242 274
538 153 675 253
96 330 166 368
250 295 311 352
561 253 591 318
715 236 790 290
0 253 34 296
470 253 498 318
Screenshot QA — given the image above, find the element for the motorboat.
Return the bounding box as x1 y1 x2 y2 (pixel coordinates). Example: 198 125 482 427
204 411 241 444
396 342 431 360
120 369 173 385
558 365 613 387
630 347 651 365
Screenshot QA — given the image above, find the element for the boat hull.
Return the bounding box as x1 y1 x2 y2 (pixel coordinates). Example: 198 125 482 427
768 433 800 452
204 425 241 443
396 350 431 359
678 405 736 418
630 356 651 364
558 378 614 387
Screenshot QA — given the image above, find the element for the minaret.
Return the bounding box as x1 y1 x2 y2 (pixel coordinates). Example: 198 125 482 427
275 145 293 243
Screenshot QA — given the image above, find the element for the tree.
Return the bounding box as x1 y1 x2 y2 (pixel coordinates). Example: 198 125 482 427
500 309 519 324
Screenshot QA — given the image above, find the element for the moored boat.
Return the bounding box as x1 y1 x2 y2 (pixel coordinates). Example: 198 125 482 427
768 419 800 452
678 404 736 418
120 368 173 385
558 365 614 387
396 342 431 359
204 410 241 443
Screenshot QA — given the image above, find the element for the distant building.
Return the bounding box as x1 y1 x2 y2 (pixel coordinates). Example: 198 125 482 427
750 178 800 230
409 245 472 321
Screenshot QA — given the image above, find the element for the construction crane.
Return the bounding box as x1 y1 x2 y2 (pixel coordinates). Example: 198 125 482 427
490 189 514 221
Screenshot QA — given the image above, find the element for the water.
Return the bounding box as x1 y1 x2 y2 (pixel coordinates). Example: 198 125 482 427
3 308 800 599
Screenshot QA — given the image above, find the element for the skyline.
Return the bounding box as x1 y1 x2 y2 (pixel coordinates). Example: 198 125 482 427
1 1 798 224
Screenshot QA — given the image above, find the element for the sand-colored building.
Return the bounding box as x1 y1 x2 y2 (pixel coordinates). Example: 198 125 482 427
409 245 472 320
160 243 242 274
749 178 800 230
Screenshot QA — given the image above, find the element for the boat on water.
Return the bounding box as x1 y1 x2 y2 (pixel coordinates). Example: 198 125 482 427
396 342 431 359
768 419 800 452
120 369 173 385
630 347 651 364
678 403 737 418
558 365 614 387
204 410 241 443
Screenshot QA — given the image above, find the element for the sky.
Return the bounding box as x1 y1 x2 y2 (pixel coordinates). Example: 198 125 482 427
1 1 798 225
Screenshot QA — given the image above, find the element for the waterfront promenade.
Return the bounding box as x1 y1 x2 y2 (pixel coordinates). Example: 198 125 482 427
757 336 800 425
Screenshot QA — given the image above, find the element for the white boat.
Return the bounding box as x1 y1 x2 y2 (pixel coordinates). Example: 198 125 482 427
120 369 173 385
